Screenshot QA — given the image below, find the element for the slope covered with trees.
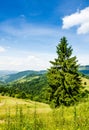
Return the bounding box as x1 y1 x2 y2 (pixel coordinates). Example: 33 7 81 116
0 70 46 83
0 73 48 103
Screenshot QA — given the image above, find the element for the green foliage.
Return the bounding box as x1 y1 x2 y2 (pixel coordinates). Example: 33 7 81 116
47 37 82 107
0 70 46 83
15 92 27 99
0 74 48 103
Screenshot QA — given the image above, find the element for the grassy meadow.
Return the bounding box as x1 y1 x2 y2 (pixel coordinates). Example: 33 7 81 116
82 77 89 90
0 95 89 130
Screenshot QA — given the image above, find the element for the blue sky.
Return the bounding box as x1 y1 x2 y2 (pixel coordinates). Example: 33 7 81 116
0 0 89 71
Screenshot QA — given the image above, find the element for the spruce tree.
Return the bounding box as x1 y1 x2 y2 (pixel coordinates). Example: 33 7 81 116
47 37 82 107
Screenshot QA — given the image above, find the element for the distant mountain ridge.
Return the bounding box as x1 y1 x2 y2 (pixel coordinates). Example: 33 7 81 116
0 67 89 103
79 65 89 76
0 70 46 83
0 70 17 77
0 65 89 83
79 65 89 70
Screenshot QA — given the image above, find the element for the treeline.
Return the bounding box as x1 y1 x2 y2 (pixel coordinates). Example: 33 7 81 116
0 74 49 103
0 73 89 103
0 72 89 105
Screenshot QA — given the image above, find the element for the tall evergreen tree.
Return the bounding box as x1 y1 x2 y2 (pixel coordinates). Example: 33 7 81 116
47 37 82 107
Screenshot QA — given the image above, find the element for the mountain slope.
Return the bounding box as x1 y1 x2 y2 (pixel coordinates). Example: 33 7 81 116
0 67 89 103
0 70 46 83
0 65 89 83
0 73 48 103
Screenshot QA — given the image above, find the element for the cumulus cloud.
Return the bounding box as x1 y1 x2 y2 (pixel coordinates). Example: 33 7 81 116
0 52 55 71
62 7 89 34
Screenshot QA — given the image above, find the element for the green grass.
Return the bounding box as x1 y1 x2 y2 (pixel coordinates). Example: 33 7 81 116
82 77 89 90
0 96 89 130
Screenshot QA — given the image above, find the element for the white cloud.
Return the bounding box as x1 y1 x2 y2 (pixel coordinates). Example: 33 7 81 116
77 54 89 65
0 18 60 70
0 46 6 52
62 7 89 34
0 52 55 71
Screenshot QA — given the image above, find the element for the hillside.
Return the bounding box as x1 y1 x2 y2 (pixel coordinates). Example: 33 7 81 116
0 67 89 102
0 73 48 103
0 96 89 130
0 65 89 83
0 96 51 129
0 70 46 83
82 77 89 90
0 95 50 110
0 73 89 104
0 66 89 103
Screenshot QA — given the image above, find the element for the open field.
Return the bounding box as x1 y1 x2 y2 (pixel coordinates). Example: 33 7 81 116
0 96 52 130
0 96 89 130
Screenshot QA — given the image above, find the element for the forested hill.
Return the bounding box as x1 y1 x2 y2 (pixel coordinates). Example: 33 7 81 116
0 65 89 83
0 73 49 103
0 66 89 103
0 70 46 83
